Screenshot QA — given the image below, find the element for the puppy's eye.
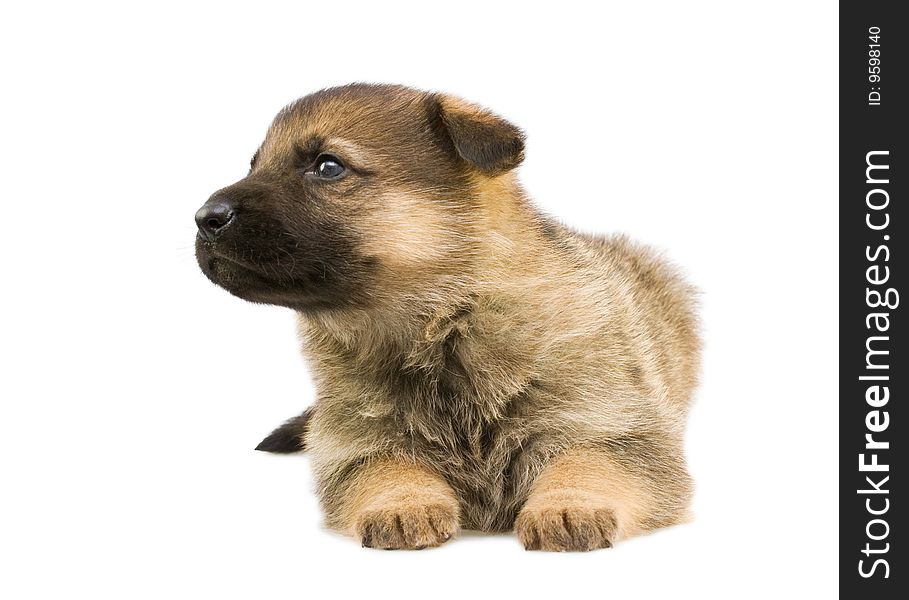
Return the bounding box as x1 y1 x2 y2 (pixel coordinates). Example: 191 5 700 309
314 155 345 179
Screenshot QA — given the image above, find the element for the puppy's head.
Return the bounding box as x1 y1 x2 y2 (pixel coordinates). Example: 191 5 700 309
195 83 524 312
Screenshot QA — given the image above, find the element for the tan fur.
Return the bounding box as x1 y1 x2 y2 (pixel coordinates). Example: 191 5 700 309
305 162 699 545
361 189 459 268
515 448 684 551
203 84 701 551
333 459 460 549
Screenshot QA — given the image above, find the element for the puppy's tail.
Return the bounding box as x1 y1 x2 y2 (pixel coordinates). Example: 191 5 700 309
255 407 313 453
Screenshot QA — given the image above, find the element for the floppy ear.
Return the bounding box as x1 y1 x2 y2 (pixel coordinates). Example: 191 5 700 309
435 95 525 174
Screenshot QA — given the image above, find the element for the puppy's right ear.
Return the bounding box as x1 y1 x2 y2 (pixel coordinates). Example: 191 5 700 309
433 94 525 174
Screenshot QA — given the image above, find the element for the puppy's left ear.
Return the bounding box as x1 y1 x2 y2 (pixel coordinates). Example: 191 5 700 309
433 95 525 174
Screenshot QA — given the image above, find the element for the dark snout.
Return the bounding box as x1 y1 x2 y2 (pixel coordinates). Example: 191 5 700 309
195 196 236 241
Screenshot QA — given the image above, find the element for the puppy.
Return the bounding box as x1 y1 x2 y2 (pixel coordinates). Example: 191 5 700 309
195 83 700 551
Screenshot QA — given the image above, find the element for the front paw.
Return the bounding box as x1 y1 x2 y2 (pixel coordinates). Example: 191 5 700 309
515 501 618 552
355 503 459 550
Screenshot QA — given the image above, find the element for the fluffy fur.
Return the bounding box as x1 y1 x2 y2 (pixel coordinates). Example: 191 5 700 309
195 83 700 550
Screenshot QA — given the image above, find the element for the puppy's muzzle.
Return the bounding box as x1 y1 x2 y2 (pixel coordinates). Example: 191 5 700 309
195 197 236 241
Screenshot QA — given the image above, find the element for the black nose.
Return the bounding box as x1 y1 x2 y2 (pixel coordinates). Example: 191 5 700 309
195 199 235 241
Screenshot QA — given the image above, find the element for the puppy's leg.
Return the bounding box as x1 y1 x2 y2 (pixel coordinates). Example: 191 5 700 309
333 459 460 550
515 440 692 551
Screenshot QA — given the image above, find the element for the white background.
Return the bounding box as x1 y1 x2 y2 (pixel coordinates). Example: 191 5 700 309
0 1 837 598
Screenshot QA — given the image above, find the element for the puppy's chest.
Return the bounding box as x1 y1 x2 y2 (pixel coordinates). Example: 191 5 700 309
370 324 535 459
325 325 545 527
390 377 542 530
402 404 526 527
398 393 516 462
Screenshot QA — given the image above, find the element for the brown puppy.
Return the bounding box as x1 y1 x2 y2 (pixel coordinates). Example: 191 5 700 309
195 84 700 551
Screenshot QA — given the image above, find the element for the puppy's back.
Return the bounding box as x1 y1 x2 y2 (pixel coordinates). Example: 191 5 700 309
544 220 700 410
